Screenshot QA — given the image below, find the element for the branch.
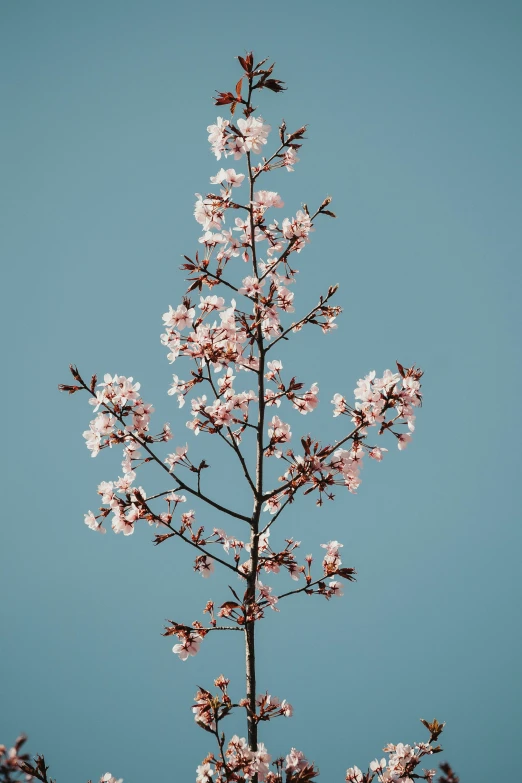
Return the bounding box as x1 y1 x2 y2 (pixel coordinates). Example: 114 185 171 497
276 576 326 601
204 365 257 497
144 500 241 574
262 422 366 501
259 494 294 535
78 375 252 523
202 267 240 293
266 284 339 352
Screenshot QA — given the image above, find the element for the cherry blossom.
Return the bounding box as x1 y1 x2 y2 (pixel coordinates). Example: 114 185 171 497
253 190 284 209
196 762 215 783
210 168 245 188
173 634 203 661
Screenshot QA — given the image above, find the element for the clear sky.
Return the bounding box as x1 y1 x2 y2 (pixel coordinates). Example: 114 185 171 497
1 1 521 781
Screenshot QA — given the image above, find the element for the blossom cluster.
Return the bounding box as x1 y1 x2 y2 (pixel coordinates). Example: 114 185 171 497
346 741 437 783
261 363 423 512
0 735 32 782
196 735 316 783
193 721 445 783
208 115 271 161
1 737 122 783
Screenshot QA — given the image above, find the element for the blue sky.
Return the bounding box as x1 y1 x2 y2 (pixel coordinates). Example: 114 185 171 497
1 2 521 781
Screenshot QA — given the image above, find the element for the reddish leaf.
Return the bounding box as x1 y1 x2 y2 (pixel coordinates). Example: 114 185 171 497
238 52 254 74
214 91 235 106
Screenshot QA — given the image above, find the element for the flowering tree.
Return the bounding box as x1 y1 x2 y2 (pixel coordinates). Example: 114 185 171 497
3 52 454 783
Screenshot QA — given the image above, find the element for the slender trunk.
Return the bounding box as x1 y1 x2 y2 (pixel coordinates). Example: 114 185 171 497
245 337 264 756
244 71 266 761
245 302 265 757
245 604 257 750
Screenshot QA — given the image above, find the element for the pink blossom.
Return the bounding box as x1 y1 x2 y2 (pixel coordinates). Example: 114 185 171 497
173 634 202 661
253 190 284 209
369 447 388 461
210 167 245 187
239 276 264 297
263 495 281 515
195 555 214 578
165 444 189 470
268 415 291 443
112 508 136 536
283 147 300 171
207 116 230 159
264 389 281 407
276 286 295 312
331 393 348 417
293 383 319 414
328 580 343 597
97 481 114 503
199 295 225 313
281 209 313 249
196 762 215 783
281 699 293 717
181 510 196 528
257 581 279 611
369 758 386 773
265 360 283 381
345 767 363 783
236 116 271 154
397 433 412 450
193 194 223 231
84 511 106 534
254 742 272 781
114 471 135 492
193 696 216 732
321 540 343 576
163 304 195 331
167 493 187 505
285 748 309 774
331 447 363 493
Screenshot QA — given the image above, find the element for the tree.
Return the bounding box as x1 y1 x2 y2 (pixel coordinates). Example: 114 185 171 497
3 51 454 783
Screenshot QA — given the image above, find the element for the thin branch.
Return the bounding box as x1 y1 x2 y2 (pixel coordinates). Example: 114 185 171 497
204 365 258 497
259 494 294 535
262 422 366 501
266 285 338 352
203 268 240 293
144 500 241 574
276 576 326 601
251 141 286 181
80 378 252 523
169 622 244 633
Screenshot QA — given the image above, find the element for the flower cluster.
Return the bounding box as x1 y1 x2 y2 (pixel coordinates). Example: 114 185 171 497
346 742 437 783
0 735 32 783
193 675 233 733
333 363 423 446
164 622 206 661
196 735 317 783
208 115 271 161
260 363 423 510
254 693 293 721
83 374 158 457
